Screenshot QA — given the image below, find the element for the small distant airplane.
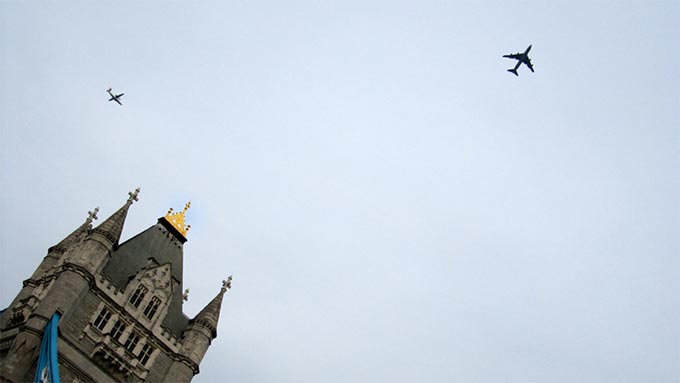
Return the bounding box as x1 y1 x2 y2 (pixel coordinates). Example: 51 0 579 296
503 45 534 76
107 88 124 105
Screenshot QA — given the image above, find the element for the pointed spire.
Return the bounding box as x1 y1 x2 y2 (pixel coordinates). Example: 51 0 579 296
191 276 232 339
48 207 99 254
92 188 140 248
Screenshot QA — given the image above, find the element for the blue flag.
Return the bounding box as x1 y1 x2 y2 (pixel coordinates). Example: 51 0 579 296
34 313 61 383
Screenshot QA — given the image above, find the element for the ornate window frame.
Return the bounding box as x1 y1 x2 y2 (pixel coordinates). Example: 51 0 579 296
143 296 162 319
129 285 148 309
93 307 112 331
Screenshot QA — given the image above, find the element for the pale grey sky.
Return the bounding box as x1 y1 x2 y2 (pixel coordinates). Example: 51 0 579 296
1 1 679 382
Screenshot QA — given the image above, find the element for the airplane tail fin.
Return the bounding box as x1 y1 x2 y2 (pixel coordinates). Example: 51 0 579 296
507 68 518 76
107 87 112 92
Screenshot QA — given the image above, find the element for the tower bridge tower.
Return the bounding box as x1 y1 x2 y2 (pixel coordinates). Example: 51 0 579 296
0 189 232 382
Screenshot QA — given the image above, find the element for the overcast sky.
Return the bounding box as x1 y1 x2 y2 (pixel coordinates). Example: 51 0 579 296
1 1 679 382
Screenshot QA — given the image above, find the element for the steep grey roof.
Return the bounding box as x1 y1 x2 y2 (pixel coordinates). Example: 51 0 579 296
101 220 189 338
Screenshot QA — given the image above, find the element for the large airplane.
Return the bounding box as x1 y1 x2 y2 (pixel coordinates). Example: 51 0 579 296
107 88 124 105
503 45 534 76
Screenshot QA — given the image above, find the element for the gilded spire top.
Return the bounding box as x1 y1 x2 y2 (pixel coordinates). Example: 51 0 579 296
164 201 191 237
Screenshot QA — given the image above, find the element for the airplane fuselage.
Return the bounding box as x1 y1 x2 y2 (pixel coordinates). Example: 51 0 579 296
107 88 124 105
503 45 534 76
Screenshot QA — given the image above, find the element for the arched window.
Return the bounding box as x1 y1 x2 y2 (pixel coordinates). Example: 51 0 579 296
138 343 155 366
129 285 148 308
143 296 161 319
110 320 126 341
124 332 140 353
93 307 112 331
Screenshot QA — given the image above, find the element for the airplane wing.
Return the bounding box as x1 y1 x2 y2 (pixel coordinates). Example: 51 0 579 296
503 53 521 59
525 61 534 72
117 93 124 98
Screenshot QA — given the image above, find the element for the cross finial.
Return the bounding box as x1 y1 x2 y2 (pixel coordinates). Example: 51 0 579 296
221 275 233 292
87 207 100 223
128 187 141 203
183 201 191 212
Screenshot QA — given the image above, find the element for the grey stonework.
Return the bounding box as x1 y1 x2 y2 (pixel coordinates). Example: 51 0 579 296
0 193 229 383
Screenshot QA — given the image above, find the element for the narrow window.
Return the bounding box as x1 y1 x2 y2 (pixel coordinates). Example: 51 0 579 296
124 332 140 353
138 343 155 366
129 285 148 308
93 307 112 331
110 320 126 341
143 296 161 319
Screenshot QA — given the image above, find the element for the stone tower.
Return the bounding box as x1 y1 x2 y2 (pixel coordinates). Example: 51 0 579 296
0 189 232 382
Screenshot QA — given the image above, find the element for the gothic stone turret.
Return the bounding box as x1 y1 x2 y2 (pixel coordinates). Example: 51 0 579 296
0 190 232 383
